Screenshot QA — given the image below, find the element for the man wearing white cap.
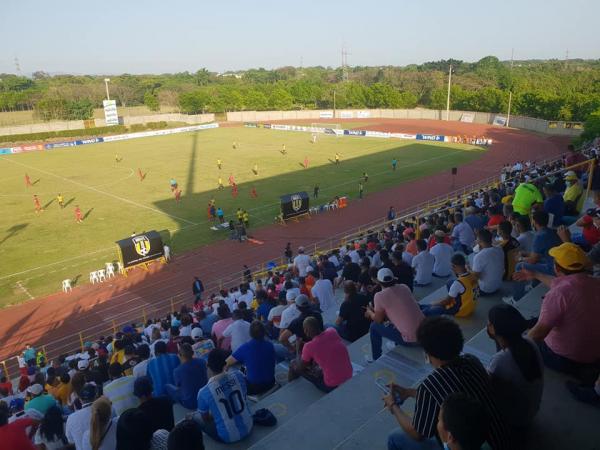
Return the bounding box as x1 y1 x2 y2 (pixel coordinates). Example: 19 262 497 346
365 268 424 360
293 246 311 277
24 384 57 419
279 290 300 330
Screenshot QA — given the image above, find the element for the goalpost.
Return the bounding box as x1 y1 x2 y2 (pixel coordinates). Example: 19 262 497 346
309 123 342 139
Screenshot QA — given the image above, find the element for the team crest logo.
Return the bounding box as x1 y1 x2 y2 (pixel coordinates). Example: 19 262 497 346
132 235 151 256
291 194 302 212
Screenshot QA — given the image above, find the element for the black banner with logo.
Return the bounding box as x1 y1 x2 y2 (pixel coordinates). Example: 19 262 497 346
280 191 309 220
116 230 164 268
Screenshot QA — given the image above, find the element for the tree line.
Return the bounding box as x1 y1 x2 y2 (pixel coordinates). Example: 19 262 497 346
1 56 600 122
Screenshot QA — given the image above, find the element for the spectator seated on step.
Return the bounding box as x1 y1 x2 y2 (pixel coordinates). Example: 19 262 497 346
133 376 174 434
429 231 454 278
165 343 207 410
487 305 543 432
226 321 276 396
103 362 139 415
451 212 476 254
497 221 520 281
412 239 435 287
419 254 478 318
147 341 180 398
436 393 490 450
365 268 424 360
288 317 352 393
195 349 253 444
516 243 600 382
334 281 371 342
385 317 510 450
471 229 504 295
222 309 251 353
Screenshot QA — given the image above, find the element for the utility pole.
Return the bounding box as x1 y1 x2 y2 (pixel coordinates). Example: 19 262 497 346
445 64 452 121
104 78 111 100
333 89 336 117
507 49 514 127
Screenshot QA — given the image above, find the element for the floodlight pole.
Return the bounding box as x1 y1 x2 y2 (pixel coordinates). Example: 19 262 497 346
445 65 452 121
333 89 336 118
104 78 111 101
506 91 512 127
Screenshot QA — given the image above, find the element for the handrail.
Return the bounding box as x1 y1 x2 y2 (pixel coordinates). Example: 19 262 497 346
2 155 591 380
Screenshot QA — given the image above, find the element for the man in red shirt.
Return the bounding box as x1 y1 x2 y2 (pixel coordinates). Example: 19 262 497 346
289 316 352 392
0 402 37 450
573 209 600 247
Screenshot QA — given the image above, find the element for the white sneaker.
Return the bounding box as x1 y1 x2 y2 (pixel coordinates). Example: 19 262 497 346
502 296 518 306
364 355 374 364
386 341 397 351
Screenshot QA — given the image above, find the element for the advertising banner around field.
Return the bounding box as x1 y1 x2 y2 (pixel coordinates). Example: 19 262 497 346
460 113 474 123
103 100 119 126
11 144 45 153
116 230 164 269
416 134 445 142
390 132 417 140
0 148 12 155
492 115 507 127
103 123 218 143
343 129 367 136
357 111 371 118
319 111 334 119
45 137 104 150
244 122 258 128
340 111 354 119
365 131 391 138
280 191 309 220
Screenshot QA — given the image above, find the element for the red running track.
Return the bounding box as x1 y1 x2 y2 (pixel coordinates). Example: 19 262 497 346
0 119 569 371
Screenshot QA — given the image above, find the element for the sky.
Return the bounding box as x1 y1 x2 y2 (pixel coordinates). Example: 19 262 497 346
1 0 599 75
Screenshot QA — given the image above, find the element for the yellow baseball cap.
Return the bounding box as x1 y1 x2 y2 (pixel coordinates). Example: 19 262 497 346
549 243 589 270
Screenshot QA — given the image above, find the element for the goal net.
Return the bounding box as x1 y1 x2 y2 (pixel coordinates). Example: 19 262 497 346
310 123 342 137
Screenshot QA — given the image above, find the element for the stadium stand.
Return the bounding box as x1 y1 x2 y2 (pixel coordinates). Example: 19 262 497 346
1 138 600 449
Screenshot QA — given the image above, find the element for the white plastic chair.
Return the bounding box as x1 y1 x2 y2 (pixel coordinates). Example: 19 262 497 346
105 263 115 278
62 279 72 292
90 271 99 284
97 269 106 282
117 262 124 274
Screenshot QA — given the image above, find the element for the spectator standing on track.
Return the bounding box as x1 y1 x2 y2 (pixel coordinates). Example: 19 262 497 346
192 277 204 301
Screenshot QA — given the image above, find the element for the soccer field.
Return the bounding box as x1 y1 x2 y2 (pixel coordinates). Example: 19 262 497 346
0 127 486 306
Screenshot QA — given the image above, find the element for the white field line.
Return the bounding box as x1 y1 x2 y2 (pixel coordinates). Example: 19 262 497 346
15 281 34 300
0 157 198 225
0 147 468 282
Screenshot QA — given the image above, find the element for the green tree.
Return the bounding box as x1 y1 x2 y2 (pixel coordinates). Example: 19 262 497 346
269 88 293 110
143 91 160 111
245 89 269 110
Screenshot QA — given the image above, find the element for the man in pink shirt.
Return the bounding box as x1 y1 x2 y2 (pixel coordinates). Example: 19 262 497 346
211 304 234 351
518 243 600 380
365 268 425 360
289 317 352 392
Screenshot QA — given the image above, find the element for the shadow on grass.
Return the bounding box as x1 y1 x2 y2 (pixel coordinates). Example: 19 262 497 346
0 223 28 246
83 208 94 220
64 197 75 208
42 199 55 209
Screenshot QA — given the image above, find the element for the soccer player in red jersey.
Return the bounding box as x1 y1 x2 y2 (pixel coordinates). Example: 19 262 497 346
74 205 83 223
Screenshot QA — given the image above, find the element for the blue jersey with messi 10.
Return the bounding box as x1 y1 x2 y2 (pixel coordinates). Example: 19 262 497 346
197 370 253 443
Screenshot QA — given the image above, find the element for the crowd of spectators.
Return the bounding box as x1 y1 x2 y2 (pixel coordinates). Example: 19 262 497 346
1 142 600 449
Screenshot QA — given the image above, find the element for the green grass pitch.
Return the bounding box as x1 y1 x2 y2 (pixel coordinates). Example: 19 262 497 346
0 127 486 306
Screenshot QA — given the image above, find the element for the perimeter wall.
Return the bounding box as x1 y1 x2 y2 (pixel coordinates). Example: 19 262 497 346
225 108 582 137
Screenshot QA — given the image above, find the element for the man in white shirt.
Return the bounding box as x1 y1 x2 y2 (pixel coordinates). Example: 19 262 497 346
237 285 254 305
103 362 139 415
293 247 311 277
268 297 289 330
132 344 151 378
451 212 476 254
429 231 454 277
222 310 251 352
412 240 435 286
279 290 300 330
65 383 98 449
471 229 505 294
311 269 336 314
